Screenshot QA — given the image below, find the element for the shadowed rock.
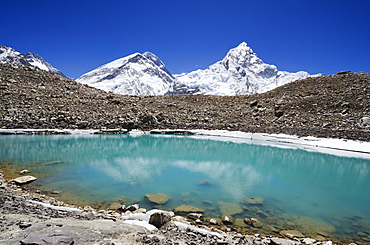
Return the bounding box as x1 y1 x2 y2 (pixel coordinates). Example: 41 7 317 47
149 212 172 228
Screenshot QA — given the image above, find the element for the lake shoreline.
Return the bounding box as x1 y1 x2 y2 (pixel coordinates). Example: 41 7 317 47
0 170 342 245
1 130 368 244
1 128 370 158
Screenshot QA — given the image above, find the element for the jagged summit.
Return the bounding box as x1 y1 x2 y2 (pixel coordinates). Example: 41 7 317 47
77 42 316 96
223 42 263 67
173 42 311 95
0 46 66 77
226 42 255 58
223 42 277 78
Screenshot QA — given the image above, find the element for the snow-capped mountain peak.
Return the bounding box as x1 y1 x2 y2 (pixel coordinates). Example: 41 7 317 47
0 46 66 77
221 42 277 78
76 52 174 96
173 42 311 95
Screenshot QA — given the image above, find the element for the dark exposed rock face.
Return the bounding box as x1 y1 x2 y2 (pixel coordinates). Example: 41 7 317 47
149 212 172 228
1 63 369 141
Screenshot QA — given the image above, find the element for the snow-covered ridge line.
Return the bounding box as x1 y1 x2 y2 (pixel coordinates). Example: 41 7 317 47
0 46 66 77
76 42 319 96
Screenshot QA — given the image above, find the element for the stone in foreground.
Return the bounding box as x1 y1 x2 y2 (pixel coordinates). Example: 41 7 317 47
149 212 172 228
145 193 171 204
270 237 298 245
12 176 37 185
221 215 234 225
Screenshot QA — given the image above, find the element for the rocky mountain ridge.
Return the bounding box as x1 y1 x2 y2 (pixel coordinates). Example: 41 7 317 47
77 42 317 96
0 46 66 77
1 63 369 141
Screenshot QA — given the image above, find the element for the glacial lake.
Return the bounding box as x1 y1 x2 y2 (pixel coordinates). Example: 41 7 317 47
1 134 369 243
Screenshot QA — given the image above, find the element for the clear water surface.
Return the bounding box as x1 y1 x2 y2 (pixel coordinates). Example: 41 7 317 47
0 134 369 243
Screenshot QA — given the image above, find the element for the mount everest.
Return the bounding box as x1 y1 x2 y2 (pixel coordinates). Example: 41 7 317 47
0 46 66 77
76 52 174 96
77 42 316 96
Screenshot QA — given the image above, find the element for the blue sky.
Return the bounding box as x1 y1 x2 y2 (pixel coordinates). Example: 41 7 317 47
1 0 369 78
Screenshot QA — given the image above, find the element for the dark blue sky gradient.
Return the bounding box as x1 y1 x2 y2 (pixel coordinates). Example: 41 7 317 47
1 0 369 78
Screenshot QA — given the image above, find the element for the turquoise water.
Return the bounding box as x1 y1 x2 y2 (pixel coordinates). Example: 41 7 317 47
1 134 369 242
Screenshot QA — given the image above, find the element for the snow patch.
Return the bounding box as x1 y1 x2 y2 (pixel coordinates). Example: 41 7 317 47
27 200 82 212
122 220 158 231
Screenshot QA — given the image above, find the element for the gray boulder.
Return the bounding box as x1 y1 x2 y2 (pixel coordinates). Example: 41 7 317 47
12 176 37 185
20 230 74 245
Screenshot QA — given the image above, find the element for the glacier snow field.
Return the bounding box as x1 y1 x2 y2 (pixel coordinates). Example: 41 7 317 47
0 134 369 242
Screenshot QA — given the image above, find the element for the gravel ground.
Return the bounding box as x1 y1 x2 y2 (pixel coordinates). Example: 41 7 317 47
0 64 369 141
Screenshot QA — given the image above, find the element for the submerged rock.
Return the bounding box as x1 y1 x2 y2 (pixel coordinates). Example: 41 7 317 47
173 205 204 215
256 209 269 218
145 193 171 204
244 197 264 205
197 179 211 186
234 218 248 227
265 224 279 233
12 175 37 185
288 215 336 235
108 202 122 210
218 201 243 216
251 218 263 228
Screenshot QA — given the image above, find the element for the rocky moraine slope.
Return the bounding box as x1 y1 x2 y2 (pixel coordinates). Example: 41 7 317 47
0 63 369 141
